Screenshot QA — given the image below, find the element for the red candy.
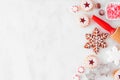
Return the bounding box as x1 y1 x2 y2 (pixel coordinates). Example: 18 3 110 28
99 9 105 16
106 3 120 20
95 3 101 9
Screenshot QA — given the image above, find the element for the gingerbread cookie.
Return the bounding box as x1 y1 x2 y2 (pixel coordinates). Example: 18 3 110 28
84 27 109 53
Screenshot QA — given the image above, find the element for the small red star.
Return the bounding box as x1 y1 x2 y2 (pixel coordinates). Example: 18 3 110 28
89 59 94 65
118 75 120 79
80 18 86 23
84 2 90 8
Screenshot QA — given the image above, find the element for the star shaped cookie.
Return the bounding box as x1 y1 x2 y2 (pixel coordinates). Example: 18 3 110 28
84 27 109 53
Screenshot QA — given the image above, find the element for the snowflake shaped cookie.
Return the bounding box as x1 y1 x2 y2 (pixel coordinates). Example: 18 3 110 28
84 27 109 53
106 46 120 66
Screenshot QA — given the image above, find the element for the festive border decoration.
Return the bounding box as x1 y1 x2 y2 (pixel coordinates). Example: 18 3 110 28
71 0 120 80
73 53 120 80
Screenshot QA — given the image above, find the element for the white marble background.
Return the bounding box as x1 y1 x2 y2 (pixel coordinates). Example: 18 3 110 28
0 0 120 80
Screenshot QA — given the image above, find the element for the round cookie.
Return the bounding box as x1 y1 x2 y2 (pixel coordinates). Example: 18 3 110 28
80 0 94 11
78 66 85 73
84 55 98 69
114 69 120 80
72 5 80 13
79 14 90 27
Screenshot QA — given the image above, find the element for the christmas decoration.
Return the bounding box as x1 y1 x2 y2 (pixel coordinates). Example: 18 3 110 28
71 0 120 80
84 27 108 53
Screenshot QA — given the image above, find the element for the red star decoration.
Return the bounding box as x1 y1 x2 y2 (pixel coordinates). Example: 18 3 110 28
80 18 86 23
89 59 94 65
84 28 109 53
84 2 90 8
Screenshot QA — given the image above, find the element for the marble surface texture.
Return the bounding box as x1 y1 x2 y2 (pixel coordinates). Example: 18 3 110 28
0 0 120 80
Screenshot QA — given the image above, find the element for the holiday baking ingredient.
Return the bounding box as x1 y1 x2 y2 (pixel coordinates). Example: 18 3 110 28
106 2 120 20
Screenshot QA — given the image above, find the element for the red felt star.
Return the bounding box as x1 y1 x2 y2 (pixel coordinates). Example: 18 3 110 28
80 18 86 23
89 59 94 65
84 2 90 8
84 27 109 53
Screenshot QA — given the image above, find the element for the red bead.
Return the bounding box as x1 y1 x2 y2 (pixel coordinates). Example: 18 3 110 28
99 9 105 16
96 3 101 9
